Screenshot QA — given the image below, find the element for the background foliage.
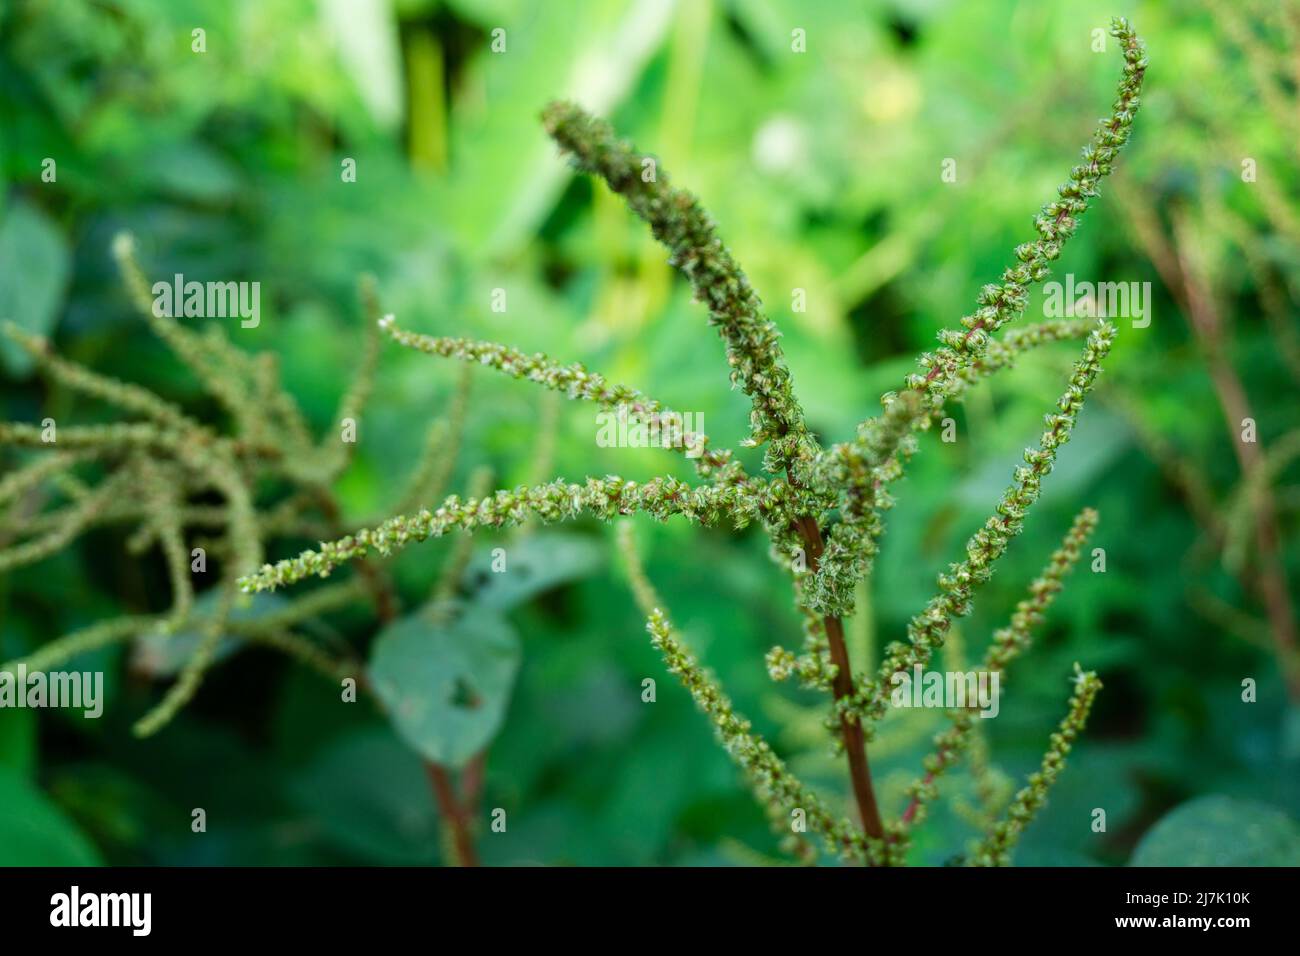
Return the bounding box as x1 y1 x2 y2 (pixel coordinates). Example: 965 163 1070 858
1 0 1297 866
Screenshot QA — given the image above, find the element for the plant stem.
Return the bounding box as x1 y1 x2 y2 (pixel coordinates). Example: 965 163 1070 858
1123 191 1300 700
425 763 481 867
1170 214 1300 700
353 670 482 867
793 514 885 841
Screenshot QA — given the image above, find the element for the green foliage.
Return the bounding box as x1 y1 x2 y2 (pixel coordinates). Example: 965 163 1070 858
461 532 604 610
291 729 443 866
1129 795 1300 867
3 0 1298 867
0 202 69 375
0 767 102 866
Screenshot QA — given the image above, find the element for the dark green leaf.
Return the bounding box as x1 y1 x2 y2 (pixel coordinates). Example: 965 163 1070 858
461 532 604 610
290 728 441 865
0 767 102 865
130 591 288 677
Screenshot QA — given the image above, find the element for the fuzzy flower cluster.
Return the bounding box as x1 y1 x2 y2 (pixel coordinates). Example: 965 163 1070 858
0 241 404 736
378 316 735 477
646 608 883 864
803 390 921 616
895 508 1098 834
242 473 797 592
232 21 1144 865
907 18 1145 411
969 666 1103 866
801 17 1146 622
543 100 815 475
845 321 1117 731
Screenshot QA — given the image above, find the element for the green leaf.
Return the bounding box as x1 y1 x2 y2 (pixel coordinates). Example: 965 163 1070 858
440 0 676 256
1129 795 1300 866
368 605 521 768
141 142 242 203
462 532 604 610
290 728 441 865
319 0 403 129
0 201 70 375
0 708 36 778
0 767 102 865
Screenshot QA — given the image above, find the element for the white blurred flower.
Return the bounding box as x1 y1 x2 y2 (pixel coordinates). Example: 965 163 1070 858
752 115 808 174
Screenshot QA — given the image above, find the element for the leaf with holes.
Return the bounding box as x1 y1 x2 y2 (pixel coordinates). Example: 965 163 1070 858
367 604 521 769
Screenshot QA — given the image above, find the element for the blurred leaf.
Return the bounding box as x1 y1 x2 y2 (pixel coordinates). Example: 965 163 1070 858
1129 795 1300 866
1285 705 1300 763
0 767 102 865
290 728 440 864
47 762 181 859
0 708 36 778
140 142 242 203
445 0 678 256
319 0 403 129
462 532 605 610
956 407 1130 511
0 200 70 374
270 667 372 766
368 605 521 768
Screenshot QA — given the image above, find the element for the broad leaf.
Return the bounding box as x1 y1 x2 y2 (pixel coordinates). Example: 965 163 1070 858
368 605 521 768
0 767 101 866
290 728 441 865
0 201 70 374
0 709 36 778
1129 795 1300 866
461 532 604 610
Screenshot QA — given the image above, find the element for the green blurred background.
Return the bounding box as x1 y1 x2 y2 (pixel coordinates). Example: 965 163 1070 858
1 0 1298 866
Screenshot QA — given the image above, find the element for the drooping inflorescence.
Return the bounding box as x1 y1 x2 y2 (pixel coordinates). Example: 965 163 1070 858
0 240 444 737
